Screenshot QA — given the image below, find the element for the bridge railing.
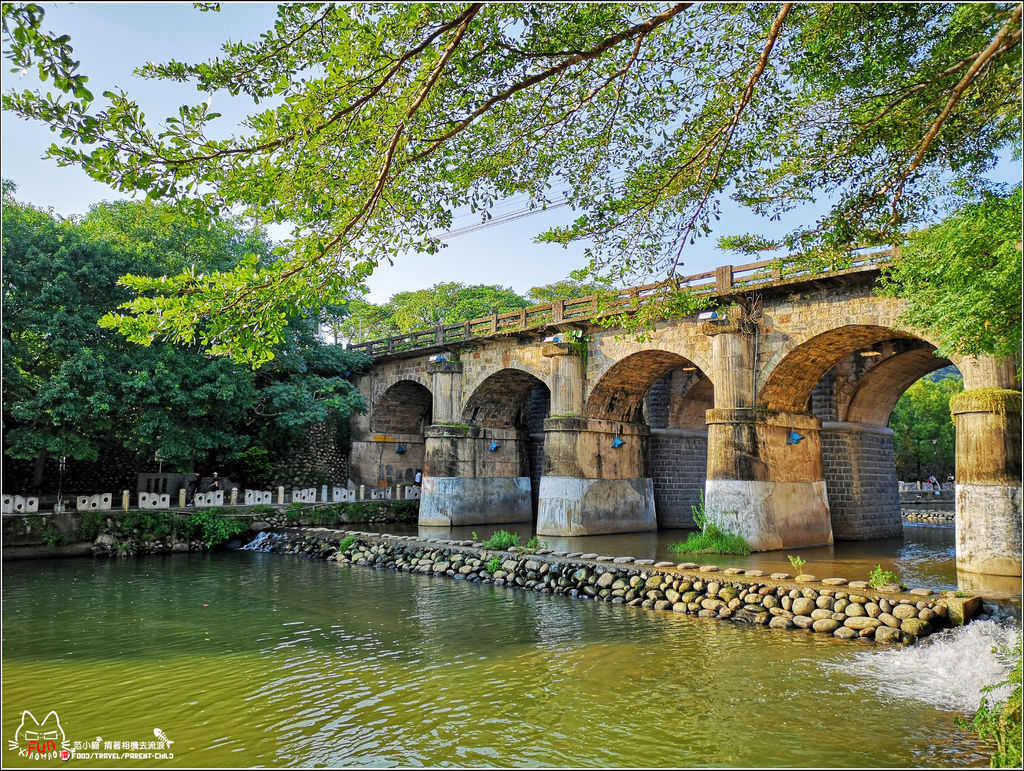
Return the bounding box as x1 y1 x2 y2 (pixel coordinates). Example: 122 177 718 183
351 248 895 357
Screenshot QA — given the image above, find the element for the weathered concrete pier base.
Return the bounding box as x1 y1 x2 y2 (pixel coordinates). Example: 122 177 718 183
420 425 532 526
705 409 833 551
951 385 1022 576
537 417 656 536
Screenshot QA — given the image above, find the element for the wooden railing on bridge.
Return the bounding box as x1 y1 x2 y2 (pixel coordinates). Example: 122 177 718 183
350 248 895 357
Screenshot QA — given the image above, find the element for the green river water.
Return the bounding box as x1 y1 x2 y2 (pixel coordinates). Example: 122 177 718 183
2 525 1019 768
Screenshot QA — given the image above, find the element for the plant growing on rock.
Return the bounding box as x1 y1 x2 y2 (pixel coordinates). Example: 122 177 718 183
480 530 519 550
113 539 134 558
486 556 502 574
520 535 547 555
788 555 807 574
668 493 750 556
338 535 357 554
868 564 904 589
958 637 1023 768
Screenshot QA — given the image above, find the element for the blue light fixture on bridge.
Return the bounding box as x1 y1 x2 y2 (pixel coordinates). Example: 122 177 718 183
611 436 626 449
488 441 500 452
395 445 406 455
786 431 804 445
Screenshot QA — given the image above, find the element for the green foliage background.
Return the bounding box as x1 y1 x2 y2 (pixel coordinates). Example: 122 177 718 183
1 188 369 489
889 375 963 482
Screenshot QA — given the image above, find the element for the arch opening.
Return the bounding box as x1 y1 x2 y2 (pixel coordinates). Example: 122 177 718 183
356 379 433 489
461 368 550 519
586 350 713 528
804 335 960 542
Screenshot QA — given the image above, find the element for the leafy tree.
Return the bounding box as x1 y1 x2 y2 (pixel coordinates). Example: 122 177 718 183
1 188 368 487
527 280 610 305
877 184 1022 362
342 282 529 341
387 282 529 331
889 375 963 482
2 3 1019 365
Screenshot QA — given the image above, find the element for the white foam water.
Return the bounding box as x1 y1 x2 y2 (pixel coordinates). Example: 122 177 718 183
241 530 278 551
829 620 1021 713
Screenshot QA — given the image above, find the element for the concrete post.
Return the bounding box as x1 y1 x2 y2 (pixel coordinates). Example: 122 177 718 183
359 484 365 501
122 490 130 511
950 359 1021 576
178 488 186 508
277 486 284 505
703 323 832 550
230 487 238 506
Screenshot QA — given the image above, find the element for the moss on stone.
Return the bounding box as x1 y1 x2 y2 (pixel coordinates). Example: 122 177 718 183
950 388 1022 420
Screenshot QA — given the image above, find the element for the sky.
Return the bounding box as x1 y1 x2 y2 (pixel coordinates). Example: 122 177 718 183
2 3 1020 305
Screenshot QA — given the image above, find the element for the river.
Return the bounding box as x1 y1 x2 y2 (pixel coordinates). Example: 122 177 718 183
3 520 1020 768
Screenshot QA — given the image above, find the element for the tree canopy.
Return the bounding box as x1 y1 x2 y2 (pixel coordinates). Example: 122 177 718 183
3 3 1020 365
1 188 369 484
889 374 962 481
877 183 1022 362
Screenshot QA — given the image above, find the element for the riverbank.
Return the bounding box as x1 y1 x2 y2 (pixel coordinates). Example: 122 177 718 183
246 527 982 646
0 500 418 558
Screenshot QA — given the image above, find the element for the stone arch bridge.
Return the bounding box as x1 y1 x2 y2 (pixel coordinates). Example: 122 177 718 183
348 255 1021 577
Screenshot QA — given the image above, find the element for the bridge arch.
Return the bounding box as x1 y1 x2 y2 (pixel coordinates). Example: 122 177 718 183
583 349 713 528
460 367 550 517
758 325 944 414
585 350 708 422
370 378 433 434
760 327 962 543
462 367 549 429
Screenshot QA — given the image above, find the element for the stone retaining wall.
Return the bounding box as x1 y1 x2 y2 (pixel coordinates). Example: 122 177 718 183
255 528 981 645
1 500 418 556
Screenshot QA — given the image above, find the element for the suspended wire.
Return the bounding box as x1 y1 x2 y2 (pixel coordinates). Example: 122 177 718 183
432 170 629 241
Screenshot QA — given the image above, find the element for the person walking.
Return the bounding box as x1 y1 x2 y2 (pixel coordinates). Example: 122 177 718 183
186 472 202 506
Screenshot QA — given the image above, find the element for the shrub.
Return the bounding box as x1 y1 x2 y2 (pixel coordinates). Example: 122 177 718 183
338 535 357 553
668 523 751 556
78 511 106 540
788 555 807 574
960 638 1023 768
486 556 502 574
480 530 519 550
186 509 247 548
668 493 750 556
121 511 174 540
868 564 903 589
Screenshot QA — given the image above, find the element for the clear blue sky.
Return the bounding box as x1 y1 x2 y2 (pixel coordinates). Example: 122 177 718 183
3 4 1019 304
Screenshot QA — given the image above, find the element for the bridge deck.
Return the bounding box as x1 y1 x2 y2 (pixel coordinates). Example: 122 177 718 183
350 248 894 359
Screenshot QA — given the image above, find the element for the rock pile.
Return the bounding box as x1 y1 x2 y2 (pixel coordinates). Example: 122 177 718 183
902 510 955 524
258 528 977 645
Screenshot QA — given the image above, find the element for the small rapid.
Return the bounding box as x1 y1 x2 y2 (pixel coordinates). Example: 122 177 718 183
239 530 285 551
829 618 1021 713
